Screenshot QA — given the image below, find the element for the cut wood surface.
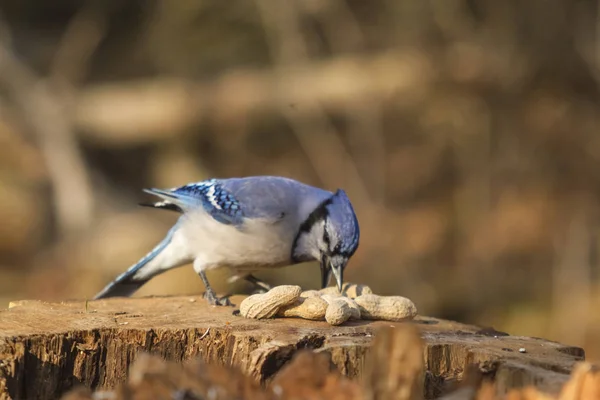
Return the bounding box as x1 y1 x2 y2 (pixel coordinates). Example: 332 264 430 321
0 295 585 400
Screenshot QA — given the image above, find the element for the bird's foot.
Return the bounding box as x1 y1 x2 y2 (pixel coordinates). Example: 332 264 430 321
203 290 232 306
244 274 272 294
250 287 269 295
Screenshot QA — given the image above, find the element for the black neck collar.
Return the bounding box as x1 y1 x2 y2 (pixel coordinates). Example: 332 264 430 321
290 195 334 263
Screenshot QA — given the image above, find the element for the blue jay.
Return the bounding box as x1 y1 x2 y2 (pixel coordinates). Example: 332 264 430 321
93 176 360 306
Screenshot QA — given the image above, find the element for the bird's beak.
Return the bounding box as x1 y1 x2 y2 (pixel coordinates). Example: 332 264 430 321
320 255 346 292
329 258 344 292
320 255 332 289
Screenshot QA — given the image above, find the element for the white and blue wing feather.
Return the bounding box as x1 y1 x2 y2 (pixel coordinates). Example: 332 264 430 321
144 179 245 226
219 176 332 223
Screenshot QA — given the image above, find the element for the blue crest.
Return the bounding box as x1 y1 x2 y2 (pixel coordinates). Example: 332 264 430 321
327 189 360 257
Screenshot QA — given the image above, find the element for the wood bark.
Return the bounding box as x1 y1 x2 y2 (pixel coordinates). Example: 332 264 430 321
0 295 585 400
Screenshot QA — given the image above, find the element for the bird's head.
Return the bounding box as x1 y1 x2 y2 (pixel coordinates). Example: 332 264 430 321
292 189 360 291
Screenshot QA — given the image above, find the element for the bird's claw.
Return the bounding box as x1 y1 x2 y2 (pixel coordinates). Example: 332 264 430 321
250 287 269 295
203 291 232 306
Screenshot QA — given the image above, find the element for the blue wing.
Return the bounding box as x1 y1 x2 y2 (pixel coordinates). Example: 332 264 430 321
144 179 245 225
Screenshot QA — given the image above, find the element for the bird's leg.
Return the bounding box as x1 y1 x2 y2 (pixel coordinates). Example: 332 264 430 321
198 270 232 306
244 274 272 294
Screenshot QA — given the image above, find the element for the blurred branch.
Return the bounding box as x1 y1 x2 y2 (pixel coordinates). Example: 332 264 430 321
573 0 600 84
597 0 600 72
305 0 366 52
314 0 387 206
552 197 593 346
74 51 432 146
50 4 107 88
253 0 373 206
0 8 105 236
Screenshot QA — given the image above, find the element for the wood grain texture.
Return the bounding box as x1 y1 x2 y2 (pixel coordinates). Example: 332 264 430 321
0 295 585 400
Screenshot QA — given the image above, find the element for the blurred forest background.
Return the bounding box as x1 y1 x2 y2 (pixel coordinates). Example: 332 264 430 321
1 0 599 359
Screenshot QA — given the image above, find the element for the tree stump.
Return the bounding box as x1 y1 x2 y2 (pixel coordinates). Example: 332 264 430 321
0 295 585 400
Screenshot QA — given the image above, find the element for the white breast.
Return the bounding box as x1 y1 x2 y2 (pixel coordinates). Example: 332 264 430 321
177 210 297 273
